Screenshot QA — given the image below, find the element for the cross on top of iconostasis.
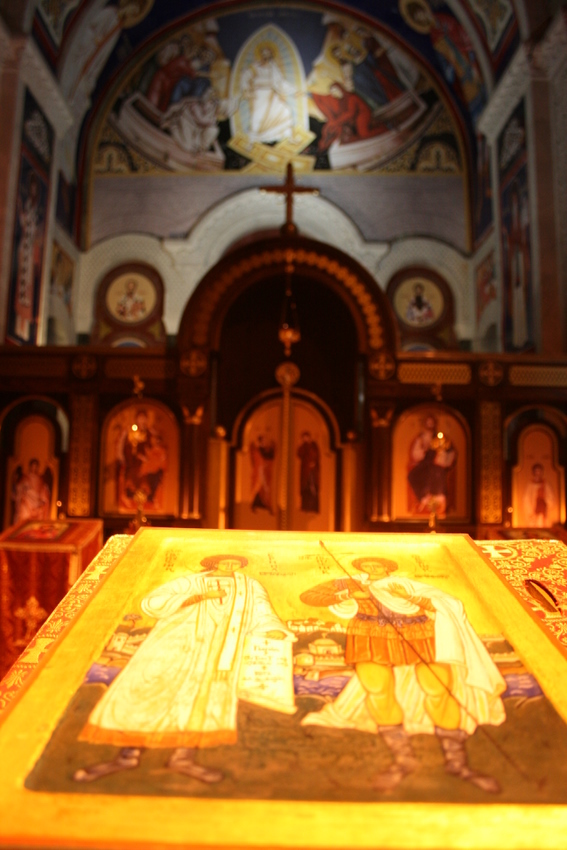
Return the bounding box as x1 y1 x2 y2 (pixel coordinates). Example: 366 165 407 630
263 162 319 236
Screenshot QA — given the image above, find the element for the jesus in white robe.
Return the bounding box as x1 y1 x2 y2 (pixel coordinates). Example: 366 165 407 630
240 46 295 143
75 555 296 784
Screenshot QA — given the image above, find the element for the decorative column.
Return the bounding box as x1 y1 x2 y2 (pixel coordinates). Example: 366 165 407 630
181 404 204 520
369 405 394 523
341 432 359 532
0 32 71 343
67 394 97 516
479 400 503 525
275 362 300 531
205 426 229 529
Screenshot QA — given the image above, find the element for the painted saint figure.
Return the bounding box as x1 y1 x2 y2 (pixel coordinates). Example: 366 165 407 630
406 283 434 326
401 0 485 122
12 458 52 523
300 557 506 792
240 44 295 143
504 182 530 350
297 430 320 513
407 415 456 517
115 409 166 509
74 555 295 783
523 463 555 528
249 433 276 512
116 278 146 322
59 0 153 177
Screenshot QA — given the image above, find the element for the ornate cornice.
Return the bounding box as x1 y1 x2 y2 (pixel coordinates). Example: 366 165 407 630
477 45 529 142
20 37 72 137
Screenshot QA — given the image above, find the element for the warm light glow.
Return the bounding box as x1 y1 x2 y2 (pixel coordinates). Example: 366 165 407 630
437 431 444 439
131 424 138 431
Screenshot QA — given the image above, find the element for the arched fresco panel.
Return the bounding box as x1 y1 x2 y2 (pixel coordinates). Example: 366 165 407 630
92 5 464 178
512 424 566 528
99 399 179 517
391 404 469 521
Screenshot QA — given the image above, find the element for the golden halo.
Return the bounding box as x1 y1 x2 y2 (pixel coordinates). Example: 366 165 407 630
119 0 154 29
399 0 433 34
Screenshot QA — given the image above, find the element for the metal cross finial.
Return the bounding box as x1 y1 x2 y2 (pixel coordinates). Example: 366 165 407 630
263 162 319 236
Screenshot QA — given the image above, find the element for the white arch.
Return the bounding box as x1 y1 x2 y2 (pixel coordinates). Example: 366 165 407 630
77 187 477 342
76 188 390 334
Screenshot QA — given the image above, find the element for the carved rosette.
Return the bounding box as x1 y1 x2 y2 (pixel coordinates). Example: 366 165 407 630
478 361 504 387
180 349 208 377
71 354 97 380
368 352 396 381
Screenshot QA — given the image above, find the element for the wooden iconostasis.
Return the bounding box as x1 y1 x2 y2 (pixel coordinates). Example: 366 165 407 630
0 236 566 538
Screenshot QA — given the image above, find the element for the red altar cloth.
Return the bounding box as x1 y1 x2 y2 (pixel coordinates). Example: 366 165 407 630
0 519 103 679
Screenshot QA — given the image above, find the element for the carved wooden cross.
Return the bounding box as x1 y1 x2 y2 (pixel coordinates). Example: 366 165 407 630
14 596 47 647
263 162 319 235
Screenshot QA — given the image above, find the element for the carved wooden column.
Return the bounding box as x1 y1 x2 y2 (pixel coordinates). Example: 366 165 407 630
179 346 210 522
275 362 300 531
369 405 394 523
341 432 360 532
205 426 229 529
181 404 204 520
67 394 97 517
479 400 503 526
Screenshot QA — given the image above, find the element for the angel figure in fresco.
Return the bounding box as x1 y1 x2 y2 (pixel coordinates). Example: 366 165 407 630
61 0 153 103
349 27 407 114
407 414 456 517
73 554 296 784
12 458 52 524
240 43 296 143
307 42 388 151
401 0 485 122
59 0 153 177
300 556 506 793
250 433 276 512
523 463 555 528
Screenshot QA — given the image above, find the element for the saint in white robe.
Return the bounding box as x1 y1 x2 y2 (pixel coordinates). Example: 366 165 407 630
81 571 296 748
241 59 295 143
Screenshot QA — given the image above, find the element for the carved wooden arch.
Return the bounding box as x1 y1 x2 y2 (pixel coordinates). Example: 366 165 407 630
177 234 397 362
